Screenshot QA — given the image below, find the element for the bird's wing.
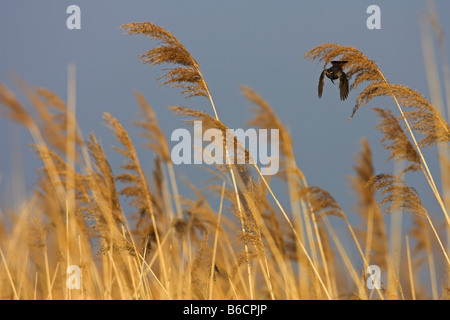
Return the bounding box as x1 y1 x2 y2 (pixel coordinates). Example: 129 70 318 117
318 69 325 98
339 72 349 101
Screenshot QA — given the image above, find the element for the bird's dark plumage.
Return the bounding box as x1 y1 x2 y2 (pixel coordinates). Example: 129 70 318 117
317 61 349 101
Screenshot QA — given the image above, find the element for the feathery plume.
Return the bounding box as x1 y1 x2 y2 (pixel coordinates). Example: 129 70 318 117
298 186 343 219
120 22 208 98
373 108 421 173
350 138 388 268
134 90 171 162
368 174 427 217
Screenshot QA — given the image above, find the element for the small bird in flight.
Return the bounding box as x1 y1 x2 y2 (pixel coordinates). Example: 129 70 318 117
318 61 349 101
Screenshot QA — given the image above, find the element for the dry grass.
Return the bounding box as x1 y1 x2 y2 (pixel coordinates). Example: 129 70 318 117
0 16 449 300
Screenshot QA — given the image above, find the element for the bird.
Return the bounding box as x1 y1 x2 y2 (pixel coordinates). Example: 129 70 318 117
318 61 349 101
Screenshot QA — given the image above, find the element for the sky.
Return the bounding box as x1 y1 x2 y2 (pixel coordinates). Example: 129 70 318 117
1 1 449 259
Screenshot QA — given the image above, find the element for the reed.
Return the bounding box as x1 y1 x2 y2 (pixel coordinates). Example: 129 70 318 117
0 14 449 299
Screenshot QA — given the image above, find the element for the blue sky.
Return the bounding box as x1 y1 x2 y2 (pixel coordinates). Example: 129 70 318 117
1 0 449 255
